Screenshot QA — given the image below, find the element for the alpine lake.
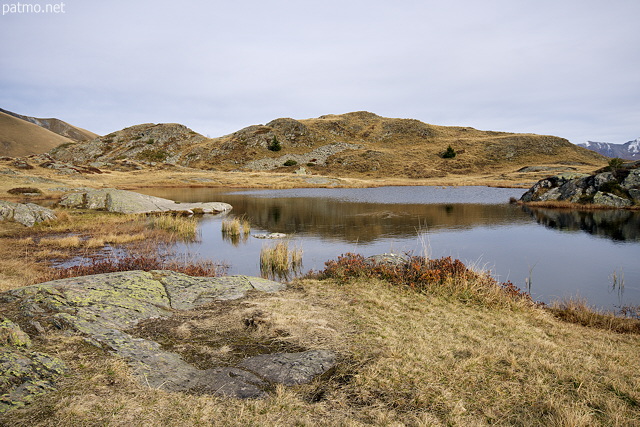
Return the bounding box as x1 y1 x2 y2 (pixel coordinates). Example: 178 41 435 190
139 186 640 311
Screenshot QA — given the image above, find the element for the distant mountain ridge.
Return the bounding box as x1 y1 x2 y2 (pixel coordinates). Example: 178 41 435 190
0 108 97 142
577 138 640 160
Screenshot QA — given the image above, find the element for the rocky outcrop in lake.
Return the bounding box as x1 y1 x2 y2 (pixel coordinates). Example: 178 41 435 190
59 188 232 215
519 162 640 208
0 271 337 411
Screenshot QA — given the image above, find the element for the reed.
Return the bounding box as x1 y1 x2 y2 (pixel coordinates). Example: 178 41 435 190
148 214 198 240
259 241 303 278
221 217 251 236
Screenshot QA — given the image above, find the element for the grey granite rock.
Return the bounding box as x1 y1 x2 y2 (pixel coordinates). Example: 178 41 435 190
58 188 232 215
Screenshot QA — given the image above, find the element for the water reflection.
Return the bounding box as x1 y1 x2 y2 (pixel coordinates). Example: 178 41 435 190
522 207 640 242
137 186 640 309
139 187 529 243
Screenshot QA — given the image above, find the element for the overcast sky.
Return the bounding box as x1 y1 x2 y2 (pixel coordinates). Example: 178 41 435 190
1 0 638 144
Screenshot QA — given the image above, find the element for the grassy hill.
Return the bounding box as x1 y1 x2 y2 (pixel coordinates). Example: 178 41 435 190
0 111 74 157
0 108 97 142
49 112 607 180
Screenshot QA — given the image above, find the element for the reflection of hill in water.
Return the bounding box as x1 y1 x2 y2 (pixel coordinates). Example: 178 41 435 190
142 188 529 243
523 207 640 242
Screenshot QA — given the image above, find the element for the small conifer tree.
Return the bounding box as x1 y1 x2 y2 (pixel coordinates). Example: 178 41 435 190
442 145 456 159
268 136 282 152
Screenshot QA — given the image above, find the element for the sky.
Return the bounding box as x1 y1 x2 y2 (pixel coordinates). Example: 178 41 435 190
1 0 639 144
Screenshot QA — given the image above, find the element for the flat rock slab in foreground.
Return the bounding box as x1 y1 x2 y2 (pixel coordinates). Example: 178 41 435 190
0 271 336 410
58 188 232 214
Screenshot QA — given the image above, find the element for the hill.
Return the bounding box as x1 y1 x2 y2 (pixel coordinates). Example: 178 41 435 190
0 111 74 157
49 111 607 179
578 139 640 161
0 108 97 142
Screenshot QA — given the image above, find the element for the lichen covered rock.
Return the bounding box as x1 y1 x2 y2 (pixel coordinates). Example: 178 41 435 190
58 188 232 215
0 200 57 226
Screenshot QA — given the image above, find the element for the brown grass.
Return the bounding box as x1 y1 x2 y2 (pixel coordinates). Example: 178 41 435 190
0 111 71 157
259 241 303 279
221 217 251 245
549 297 640 334
44 251 226 281
147 214 199 240
0 210 201 292
2 275 639 426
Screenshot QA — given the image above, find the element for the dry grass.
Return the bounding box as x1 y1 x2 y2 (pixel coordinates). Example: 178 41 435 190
221 217 251 245
0 210 199 292
549 297 640 334
221 217 251 236
259 241 303 279
147 214 199 240
2 276 639 426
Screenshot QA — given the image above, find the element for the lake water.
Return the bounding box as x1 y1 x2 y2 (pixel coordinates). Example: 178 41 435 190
140 186 640 310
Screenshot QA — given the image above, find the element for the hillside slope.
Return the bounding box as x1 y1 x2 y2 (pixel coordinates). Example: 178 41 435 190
0 108 97 141
50 111 607 179
0 111 74 157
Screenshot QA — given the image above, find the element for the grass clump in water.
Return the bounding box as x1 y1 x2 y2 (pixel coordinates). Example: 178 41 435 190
259 241 303 279
221 217 251 244
148 214 198 240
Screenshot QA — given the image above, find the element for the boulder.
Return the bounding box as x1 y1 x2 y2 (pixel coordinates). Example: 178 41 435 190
0 200 57 226
365 253 410 267
622 169 640 189
592 191 633 208
58 188 232 215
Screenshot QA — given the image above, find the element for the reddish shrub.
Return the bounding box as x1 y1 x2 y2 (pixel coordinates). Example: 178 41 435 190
47 253 227 281
317 253 531 303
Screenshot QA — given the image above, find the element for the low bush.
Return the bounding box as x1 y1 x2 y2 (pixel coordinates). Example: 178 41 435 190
7 187 42 195
136 149 168 162
316 253 532 306
599 181 631 200
283 159 297 167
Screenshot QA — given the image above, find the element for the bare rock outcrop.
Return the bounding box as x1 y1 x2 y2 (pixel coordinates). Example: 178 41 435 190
58 188 232 215
0 271 336 410
0 200 57 226
520 162 640 208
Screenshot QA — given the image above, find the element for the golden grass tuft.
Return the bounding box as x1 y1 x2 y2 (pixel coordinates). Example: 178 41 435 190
148 214 199 240
221 217 251 245
38 235 82 248
221 217 251 236
259 241 303 278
